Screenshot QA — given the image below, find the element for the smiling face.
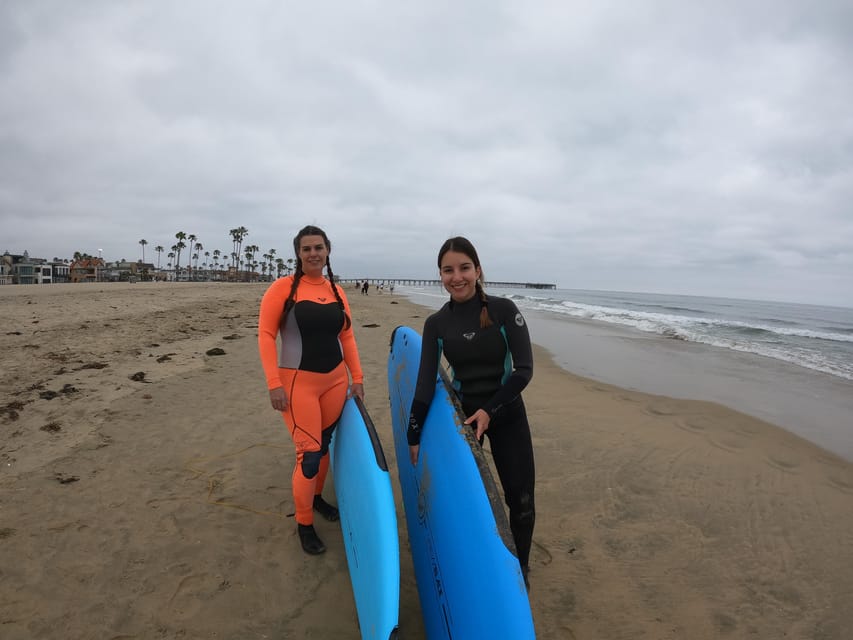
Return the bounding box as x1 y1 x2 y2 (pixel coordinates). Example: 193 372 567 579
297 234 329 278
439 250 481 303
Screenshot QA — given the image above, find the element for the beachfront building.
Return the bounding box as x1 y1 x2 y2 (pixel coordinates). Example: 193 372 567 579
31 258 70 284
69 256 106 283
51 260 70 283
1 251 36 284
222 264 261 283
33 261 54 284
0 252 11 285
100 260 157 282
1 252 72 284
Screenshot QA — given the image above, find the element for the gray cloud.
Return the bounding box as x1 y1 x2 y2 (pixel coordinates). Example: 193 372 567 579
2 0 851 305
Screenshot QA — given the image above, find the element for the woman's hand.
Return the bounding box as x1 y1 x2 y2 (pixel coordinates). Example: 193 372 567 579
464 409 491 440
269 387 288 411
349 383 365 401
409 444 420 466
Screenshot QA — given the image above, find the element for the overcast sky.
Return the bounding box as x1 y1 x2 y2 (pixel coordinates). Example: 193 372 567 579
2 1 851 306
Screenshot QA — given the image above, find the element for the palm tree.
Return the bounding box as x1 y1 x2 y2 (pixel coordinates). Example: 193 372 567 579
174 232 186 275
155 245 164 270
193 242 203 272
139 239 148 264
187 234 197 280
244 247 254 282
275 257 285 278
245 244 261 281
212 249 222 280
229 226 249 273
266 248 276 281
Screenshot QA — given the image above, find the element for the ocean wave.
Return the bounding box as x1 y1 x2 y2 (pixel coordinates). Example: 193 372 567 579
691 337 853 381
401 286 853 381
522 299 853 345
510 297 853 380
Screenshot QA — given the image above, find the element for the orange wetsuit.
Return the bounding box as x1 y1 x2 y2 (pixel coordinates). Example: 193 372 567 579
258 274 363 526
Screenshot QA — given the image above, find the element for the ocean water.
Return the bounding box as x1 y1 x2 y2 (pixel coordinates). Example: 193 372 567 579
402 286 853 383
398 285 853 459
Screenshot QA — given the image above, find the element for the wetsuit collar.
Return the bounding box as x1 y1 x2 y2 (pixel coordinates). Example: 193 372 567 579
302 274 327 285
448 293 483 309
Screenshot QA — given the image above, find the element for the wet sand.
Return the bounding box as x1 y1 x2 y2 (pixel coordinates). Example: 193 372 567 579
2 282 852 639
525 311 853 462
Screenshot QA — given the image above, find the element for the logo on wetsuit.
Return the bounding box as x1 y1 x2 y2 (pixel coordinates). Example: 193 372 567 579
463 332 476 341
515 313 525 327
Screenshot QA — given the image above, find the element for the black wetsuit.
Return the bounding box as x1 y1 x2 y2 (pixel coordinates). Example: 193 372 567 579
408 294 536 569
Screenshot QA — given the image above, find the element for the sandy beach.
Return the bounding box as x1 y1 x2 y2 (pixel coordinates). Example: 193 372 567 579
2 282 853 639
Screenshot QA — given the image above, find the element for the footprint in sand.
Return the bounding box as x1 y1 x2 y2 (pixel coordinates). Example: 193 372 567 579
826 474 853 494
644 403 677 416
705 437 746 454
158 513 182 536
731 420 760 437
764 455 800 474
673 418 747 453
531 539 554 566
587 384 611 394
168 572 213 606
674 417 706 433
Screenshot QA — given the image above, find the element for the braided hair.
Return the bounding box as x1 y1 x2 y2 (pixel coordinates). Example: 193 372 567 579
437 236 493 329
282 225 351 330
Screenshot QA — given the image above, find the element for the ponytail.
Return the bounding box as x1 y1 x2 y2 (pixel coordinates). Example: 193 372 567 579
476 280 492 328
326 260 352 330
281 263 304 332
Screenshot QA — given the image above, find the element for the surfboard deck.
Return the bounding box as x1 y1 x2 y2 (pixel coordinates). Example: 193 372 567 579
331 396 400 640
387 325 536 639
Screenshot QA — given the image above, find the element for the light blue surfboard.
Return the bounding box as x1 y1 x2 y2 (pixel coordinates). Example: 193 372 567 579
331 396 400 640
388 326 536 639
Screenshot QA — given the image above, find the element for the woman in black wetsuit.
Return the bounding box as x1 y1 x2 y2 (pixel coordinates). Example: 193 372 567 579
408 236 536 588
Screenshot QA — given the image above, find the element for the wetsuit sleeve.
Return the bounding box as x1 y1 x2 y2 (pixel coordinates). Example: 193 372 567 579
481 299 533 416
337 288 364 384
258 277 292 389
407 315 441 445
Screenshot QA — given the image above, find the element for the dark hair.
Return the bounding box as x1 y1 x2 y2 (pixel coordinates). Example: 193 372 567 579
437 236 492 328
282 225 351 330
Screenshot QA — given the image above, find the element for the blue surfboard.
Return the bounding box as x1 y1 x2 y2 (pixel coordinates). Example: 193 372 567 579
331 396 400 640
387 326 536 639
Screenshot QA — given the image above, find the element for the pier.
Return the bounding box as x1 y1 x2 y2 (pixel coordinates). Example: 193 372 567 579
337 278 555 290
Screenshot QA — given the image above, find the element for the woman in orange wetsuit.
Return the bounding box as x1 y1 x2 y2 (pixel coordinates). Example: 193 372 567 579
258 225 364 555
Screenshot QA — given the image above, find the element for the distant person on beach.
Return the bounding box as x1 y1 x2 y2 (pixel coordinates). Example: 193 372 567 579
361 280 369 295
258 225 365 555
407 236 536 588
